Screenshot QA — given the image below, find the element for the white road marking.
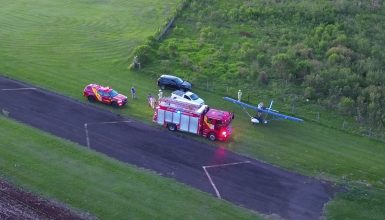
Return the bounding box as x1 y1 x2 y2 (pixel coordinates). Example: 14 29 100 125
1 109 10 117
83 120 132 148
84 123 91 148
202 161 251 199
1 88 37 91
204 161 251 169
203 166 222 199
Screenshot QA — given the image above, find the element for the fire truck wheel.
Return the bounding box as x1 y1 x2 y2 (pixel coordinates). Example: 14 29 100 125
167 123 176 131
208 133 216 141
87 95 96 102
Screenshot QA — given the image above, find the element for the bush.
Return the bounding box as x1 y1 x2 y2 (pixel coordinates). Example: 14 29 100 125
258 71 269 85
132 45 154 65
338 96 355 115
304 86 316 99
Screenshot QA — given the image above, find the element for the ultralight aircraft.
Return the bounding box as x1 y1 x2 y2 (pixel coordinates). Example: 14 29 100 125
223 97 304 124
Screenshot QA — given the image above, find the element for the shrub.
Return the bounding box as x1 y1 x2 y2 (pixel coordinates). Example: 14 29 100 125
338 96 355 115
132 45 154 65
258 71 269 85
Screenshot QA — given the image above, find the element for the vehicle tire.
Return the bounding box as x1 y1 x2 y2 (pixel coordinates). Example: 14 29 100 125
160 84 166 90
111 101 119 107
208 132 216 141
167 123 176 131
87 95 96 102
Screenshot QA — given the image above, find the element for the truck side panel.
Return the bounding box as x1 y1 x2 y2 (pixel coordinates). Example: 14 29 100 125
180 114 189 131
189 117 199 134
165 111 172 122
157 109 165 125
173 112 180 124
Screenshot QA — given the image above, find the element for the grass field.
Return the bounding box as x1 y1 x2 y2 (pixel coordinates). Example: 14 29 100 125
0 0 176 119
1 0 385 219
0 116 259 219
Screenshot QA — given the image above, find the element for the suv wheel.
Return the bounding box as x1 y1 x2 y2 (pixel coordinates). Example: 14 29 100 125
87 95 96 102
112 101 119 107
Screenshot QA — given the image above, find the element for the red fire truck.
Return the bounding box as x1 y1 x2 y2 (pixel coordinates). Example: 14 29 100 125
153 98 234 141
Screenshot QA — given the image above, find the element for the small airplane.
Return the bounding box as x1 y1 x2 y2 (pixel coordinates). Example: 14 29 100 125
223 97 304 124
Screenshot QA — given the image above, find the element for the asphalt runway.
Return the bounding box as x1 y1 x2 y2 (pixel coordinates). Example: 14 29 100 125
0 76 335 220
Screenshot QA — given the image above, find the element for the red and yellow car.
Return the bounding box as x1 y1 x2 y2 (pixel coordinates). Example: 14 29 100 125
83 84 127 107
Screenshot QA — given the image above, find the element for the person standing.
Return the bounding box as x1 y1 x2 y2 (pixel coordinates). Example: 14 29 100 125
150 96 156 109
130 86 136 99
147 93 151 106
237 89 242 101
147 93 155 109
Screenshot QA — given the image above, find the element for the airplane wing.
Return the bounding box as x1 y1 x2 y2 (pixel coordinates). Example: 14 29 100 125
258 107 304 122
223 97 304 123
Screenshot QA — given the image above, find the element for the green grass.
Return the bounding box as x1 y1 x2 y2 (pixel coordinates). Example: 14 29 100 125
0 0 175 121
226 110 385 189
325 187 385 220
0 0 176 119
1 0 385 219
0 116 259 219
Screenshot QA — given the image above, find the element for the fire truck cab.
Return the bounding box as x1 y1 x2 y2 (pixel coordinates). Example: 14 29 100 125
153 98 234 141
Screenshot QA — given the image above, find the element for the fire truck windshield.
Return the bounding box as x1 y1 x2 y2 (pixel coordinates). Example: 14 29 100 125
222 118 232 126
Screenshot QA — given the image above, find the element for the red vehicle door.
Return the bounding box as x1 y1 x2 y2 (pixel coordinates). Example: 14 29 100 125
98 91 112 104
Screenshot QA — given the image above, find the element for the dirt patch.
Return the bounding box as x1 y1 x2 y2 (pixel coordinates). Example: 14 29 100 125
0 179 95 220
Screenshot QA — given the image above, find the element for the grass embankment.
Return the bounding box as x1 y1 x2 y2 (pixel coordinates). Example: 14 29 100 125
0 0 385 219
0 116 259 219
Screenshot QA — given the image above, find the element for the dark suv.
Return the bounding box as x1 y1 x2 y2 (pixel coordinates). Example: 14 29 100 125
157 74 192 91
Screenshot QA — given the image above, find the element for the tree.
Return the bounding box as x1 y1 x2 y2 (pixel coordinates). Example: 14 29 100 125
272 53 294 82
258 71 269 85
132 45 154 65
304 86 316 99
338 96 355 115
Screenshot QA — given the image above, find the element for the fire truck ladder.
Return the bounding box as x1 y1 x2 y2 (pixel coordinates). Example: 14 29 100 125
159 98 202 112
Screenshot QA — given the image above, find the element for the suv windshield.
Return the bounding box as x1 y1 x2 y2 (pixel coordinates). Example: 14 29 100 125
109 90 119 97
190 93 199 100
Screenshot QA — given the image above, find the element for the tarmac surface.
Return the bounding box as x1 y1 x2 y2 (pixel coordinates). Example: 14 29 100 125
0 76 335 220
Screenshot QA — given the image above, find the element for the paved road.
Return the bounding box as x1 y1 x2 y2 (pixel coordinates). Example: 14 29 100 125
0 76 334 220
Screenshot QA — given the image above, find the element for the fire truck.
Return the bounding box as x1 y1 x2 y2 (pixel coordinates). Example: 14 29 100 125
153 98 234 141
